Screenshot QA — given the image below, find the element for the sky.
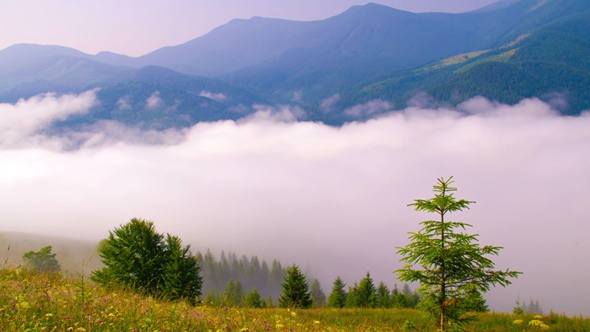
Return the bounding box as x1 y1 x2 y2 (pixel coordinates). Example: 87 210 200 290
0 0 499 56
1 91 589 315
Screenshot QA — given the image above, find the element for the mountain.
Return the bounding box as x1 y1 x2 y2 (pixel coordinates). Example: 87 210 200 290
341 0 590 119
0 0 588 128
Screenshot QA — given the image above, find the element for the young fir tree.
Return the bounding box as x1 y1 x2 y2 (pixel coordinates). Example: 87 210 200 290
22 246 61 273
279 264 312 308
356 272 377 308
224 279 245 306
396 177 521 331
327 276 347 308
345 283 359 308
310 278 326 308
243 288 263 308
376 282 391 308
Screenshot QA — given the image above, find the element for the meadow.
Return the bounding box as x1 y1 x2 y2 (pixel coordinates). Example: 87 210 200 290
1 268 589 332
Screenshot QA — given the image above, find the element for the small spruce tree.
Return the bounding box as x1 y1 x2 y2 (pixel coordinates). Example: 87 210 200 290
279 264 312 308
327 276 347 308
310 278 326 307
396 177 521 330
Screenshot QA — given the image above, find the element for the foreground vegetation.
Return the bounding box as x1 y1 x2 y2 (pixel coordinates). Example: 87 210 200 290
1 268 588 332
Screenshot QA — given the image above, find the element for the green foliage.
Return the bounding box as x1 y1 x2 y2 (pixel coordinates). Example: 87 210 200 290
396 177 521 330
22 246 61 273
279 264 312 309
310 278 326 308
327 276 347 308
91 218 202 303
224 279 245 306
376 282 391 308
243 288 263 308
356 272 377 308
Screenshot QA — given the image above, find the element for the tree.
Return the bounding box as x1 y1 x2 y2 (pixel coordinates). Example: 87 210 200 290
310 278 326 307
279 264 312 308
356 272 377 308
376 282 391 308
22 246 61 273
224 279 245 306
160 234 202 304
395 177 521 331
327 276 347 308
345 283 359 308
91 218 202 303
243 288 263 308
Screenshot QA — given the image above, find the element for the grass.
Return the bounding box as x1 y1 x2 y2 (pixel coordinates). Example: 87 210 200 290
1 267 589 331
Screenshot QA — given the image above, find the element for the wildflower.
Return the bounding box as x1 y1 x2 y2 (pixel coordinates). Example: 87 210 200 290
276 324 284 329
529 319 544 327
291 311 297 317
513 319 523 325
534 314 543 319
314 321 321 325
240 328 249 332
46 313 53 317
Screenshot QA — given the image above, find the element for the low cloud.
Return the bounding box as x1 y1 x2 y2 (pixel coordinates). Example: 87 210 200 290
146 91 163 109
320 94 341 113
343 99 392 118
0 92 589 315
0 91 96 149
199 90 227 102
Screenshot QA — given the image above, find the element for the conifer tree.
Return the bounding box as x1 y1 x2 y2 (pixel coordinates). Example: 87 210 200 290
161 234 202 304
345 283 360 308
310 278 326 307
357 272 377 308
376 282 391 308
244 288 263 308
396 177 521 330
279 264 312 308
327 276 347 308
92 218 202 302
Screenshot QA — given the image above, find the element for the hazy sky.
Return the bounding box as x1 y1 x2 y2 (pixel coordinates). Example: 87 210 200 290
0 0 499 56
1 91 589 315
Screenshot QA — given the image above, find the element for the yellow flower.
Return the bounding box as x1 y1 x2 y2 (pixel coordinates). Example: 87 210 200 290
513 319 523 325
291 311 297 317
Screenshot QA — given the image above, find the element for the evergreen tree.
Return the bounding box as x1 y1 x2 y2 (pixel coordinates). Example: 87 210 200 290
279 264 312 309
160 235 202 304
327 276 347 308
243 289 263 308
22 246 61 273
345 283 359 308
376 282 391 308
310 278 326 308
91 218 202 302
356 272 377 308
396 177 521 330
224 279 245 306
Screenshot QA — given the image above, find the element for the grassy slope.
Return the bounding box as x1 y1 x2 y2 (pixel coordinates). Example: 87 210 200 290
0 232 102 276
1 267 589 331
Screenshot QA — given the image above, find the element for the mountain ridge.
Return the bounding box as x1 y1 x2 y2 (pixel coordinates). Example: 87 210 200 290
0 0 588 127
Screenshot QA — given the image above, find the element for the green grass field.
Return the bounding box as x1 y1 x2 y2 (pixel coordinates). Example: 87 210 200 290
1 268 589 332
